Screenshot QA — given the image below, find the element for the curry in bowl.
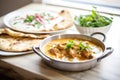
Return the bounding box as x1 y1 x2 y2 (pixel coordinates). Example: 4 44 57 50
43 38 103 62
33 34 113 71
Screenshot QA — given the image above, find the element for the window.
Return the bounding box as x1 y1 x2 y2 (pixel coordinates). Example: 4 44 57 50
63 0 120 9
41 0 120 16
42 0 120 8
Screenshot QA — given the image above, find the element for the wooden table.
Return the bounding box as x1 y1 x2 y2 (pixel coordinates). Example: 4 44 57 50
0 3 120 80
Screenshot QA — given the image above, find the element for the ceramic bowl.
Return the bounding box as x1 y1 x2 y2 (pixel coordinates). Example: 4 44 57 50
74 22 112 35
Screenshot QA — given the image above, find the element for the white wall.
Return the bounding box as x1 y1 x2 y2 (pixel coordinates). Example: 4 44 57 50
33 0 42 3
0 0 32 16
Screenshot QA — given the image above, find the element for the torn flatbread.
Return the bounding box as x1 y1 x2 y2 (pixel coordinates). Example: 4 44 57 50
0 34 41 52
0 28 48 52
53 10 73 30
3 28 49 38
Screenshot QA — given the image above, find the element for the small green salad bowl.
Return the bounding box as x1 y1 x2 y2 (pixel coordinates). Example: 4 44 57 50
74 8 113 35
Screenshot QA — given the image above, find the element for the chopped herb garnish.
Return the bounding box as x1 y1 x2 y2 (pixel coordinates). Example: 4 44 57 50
47 13 51 16
78 42 91 51
15 16 20 19
34 21 42 28
42 12 46 16
24 15 35 23
46 19 50 24
47 13 54 19
78 42 85 51
66 40 74 49
13 22 18 25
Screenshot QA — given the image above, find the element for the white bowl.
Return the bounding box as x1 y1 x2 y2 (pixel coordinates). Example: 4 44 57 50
74 23 112 35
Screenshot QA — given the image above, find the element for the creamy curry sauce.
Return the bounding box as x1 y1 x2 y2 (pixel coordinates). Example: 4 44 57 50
43 38 103 62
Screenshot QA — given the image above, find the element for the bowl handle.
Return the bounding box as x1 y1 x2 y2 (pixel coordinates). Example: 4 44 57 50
32 46 50 61
90 32 106 42
97 47 114 62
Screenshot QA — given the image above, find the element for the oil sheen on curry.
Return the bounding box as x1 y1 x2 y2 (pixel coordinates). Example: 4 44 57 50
43 38 103 62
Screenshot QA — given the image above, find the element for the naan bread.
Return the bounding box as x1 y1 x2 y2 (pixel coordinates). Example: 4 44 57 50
53 10 73 30
0 28 48 52
1 28 49 38
0 28 4 34
0 34 41 52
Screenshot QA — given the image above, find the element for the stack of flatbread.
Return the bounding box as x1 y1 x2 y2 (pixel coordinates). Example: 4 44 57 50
0 28 49 52
0 10 73 52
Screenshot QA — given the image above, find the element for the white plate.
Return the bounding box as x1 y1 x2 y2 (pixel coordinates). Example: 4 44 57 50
3 10 70 34
0 50 33 56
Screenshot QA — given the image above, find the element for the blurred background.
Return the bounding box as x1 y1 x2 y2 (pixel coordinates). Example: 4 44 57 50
0 0 120 80
0 0 120 17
